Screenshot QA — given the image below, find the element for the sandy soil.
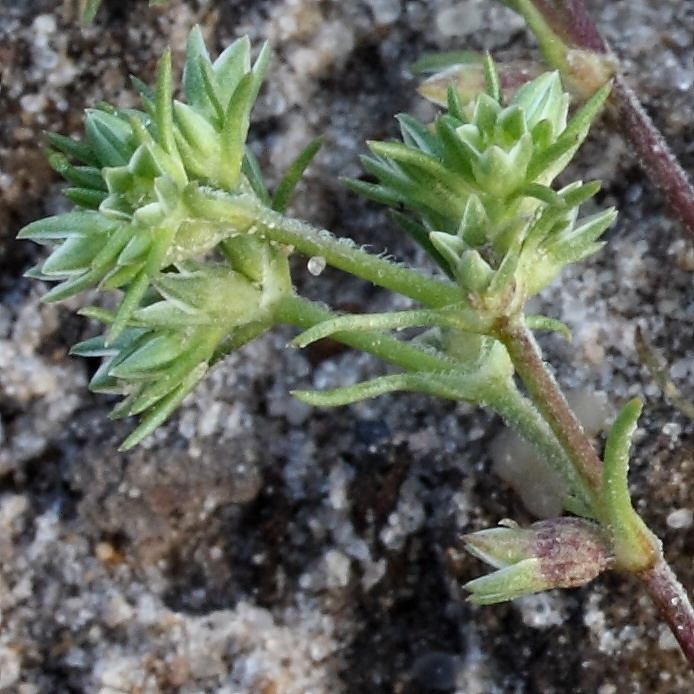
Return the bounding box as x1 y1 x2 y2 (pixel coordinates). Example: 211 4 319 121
2 1 694 692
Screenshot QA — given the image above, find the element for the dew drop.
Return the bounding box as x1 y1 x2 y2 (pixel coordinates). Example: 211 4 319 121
307 256 326 276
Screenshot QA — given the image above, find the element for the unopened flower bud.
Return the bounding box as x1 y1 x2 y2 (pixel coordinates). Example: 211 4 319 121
463 517 612 604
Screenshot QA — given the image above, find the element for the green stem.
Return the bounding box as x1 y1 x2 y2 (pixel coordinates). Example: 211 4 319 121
279 296 596 514
185 186 462 308
253 209 461 308
506 0 571 73
274 294 457 374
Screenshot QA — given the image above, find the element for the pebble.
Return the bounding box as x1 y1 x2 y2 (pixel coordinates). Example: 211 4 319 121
666 508 693 530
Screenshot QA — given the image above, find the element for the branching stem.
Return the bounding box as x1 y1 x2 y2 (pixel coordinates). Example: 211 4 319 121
275 295 457 374
188 187 462 308
497 315 694 670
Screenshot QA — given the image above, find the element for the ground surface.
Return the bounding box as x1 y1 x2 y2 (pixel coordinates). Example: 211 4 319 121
2 0 694 692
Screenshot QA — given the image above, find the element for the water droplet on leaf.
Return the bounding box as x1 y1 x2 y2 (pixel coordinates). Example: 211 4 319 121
307 256 326 276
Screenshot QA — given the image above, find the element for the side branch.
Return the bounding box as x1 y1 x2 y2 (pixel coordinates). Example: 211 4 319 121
610 76 694 241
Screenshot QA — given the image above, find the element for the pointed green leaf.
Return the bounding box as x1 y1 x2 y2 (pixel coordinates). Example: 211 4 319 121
108 333 183 379
123 339 213 415
271 137 323 212
293 373 415 407
512 71 565 131
495 106 527 145
342 176 404 208
183 26 215 113
396 114 442 156
133 300 208 327
108 269 151 343
483 52 502 104
558 179 601 208
390 210 454 277
41 234 104 276
102 263 144 292
367 140 468 197
519 182 566 207
41 270 101 302
219 73 253 188
241 148 271 205
602 398 658 570
197 55 225 122
18 211 117 241
434 117 476 183
88 359 123 394
80 0 102 24
173 101 218 156
116 232 151 267
131 76 155 105
249 41 271 105
526 314 571 340
457 194 488 246
212 35 251 108
65 187 109 209
45 132 100 167
446 84 467 123
85 109 134 167
46 150 106 190
118 365 206 450
471 93 502 135
562 80 612 143
155 49 177 156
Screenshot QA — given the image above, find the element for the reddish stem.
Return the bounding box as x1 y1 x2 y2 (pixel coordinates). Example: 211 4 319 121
497 320 603 501
527 0 694 242
500 318 694 668
609 76 694 241
639 558 694 670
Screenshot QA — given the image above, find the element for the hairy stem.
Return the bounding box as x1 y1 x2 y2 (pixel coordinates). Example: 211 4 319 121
252 207 461 308
499 316 694 669
489 377 598 515
188 187 462 308
638 558 694 671
609 76 694 241
275 295 457 374
497 317 604 500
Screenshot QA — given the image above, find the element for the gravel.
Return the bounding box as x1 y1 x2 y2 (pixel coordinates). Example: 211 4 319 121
2 0 694 692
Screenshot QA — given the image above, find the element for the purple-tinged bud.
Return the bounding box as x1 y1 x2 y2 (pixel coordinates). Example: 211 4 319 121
463 517 612 604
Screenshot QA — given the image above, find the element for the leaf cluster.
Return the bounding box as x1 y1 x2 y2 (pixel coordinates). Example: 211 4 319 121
18 28 313 448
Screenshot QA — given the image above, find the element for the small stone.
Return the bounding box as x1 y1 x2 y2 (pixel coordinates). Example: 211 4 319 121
666 508 693 529
323 549 351 589
0 645 21 690
435 2 482 38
